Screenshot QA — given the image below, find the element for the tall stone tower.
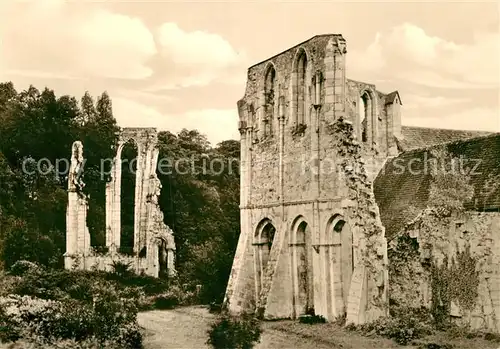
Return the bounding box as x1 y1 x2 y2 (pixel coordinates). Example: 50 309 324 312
225 34 402 324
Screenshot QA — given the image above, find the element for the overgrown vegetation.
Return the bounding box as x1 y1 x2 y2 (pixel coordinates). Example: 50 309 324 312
207 311 262 349
368 146 489 346
0 81 241 345
298 314 326 325
0 81 240 299
0 260 203 347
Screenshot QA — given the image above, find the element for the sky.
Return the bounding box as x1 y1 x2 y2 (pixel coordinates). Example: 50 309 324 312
0 0 499 146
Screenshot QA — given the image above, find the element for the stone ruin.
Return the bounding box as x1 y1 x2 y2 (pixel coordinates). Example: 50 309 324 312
225 33 500 334
64 128 176 278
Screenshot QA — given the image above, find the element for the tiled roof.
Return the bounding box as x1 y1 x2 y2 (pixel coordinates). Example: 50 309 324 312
374 133 500 240
397 126 492 152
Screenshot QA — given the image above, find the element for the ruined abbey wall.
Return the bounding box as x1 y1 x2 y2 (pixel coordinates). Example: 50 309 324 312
389 211 500 333
226 34 402 324
64 128 176 278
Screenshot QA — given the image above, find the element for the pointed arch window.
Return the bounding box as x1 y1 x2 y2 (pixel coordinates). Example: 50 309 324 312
264 65 277 136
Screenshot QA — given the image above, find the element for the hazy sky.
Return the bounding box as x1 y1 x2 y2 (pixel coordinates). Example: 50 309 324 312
1 0 499 145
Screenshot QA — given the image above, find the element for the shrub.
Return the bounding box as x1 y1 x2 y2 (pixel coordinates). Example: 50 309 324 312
209 302 222 314
111 261 133 278
0 306 20 343
352 307 434 345
8 261 42 277
298 314 326 324
207 312 262 349
154 295 179 310
0 291 141 348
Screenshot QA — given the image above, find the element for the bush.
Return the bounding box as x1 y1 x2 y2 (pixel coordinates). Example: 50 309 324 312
111 261 133 278
209 302 222 314
207 312 262 349
154 295 179 310
8 260 42 277
0 306 20 343
298 314 326 325
351 307 434 345
0 293 141 349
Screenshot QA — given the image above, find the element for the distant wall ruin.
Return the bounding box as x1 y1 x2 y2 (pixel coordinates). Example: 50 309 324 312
64 128 176 278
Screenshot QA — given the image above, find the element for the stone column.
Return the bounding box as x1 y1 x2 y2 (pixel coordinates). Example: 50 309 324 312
133 144 143 254
258 90 266 139
278 96 285 209
333 37 347 121
65 141 91 269
366 97 373 146
237 100 248 206
114 145 123 249
290 71 298 126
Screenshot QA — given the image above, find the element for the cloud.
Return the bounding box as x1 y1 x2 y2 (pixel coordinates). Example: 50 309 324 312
348 23 499 89
403 107 500 132
149 23 248 90
403 95 470 110
157 23 242 69
0 2 156 80
112 98 239 145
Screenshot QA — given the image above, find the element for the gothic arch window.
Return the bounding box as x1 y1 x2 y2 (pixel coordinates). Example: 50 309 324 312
254 218 276 298
290 216 314 317
293 48 308 126
264 64 277 136
359 92 369 142
358 89 378 146
326 215 354 317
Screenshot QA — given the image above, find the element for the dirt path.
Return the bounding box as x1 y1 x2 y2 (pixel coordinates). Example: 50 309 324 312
138 306 336 349
138 307 214 349
137 306 499 349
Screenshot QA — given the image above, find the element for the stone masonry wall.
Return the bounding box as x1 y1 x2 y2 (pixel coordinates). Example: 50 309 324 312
389 210 500 333
226 34 398 324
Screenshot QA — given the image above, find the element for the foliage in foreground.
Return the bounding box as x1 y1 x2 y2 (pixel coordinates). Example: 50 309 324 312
0 81 241 306
346 306 500 346
0 261 200 347
207 311 262 349
0 264 145 348
347 307 434 345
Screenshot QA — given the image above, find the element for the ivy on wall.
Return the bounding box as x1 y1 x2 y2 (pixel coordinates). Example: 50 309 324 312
430 244 479 326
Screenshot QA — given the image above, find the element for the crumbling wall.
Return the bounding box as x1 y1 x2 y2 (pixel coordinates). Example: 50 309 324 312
389 210 500 333
243 36 331 204
324 117 389 324
65 129 176 278
388 147 500 333
227 34 390 323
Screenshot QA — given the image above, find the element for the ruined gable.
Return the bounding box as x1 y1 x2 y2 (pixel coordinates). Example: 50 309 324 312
226 34 394 324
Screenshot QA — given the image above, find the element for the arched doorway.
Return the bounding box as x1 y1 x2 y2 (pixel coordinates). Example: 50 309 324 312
291 218 314 317
327 215 353 316
254 219 276 298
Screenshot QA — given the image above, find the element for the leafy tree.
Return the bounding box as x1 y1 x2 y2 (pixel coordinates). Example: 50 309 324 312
0 81 242 305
